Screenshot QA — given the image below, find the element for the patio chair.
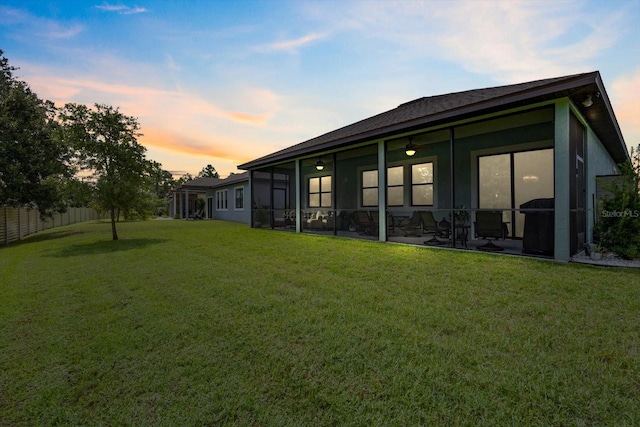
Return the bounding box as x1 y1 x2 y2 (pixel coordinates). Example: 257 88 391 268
353 210 373 234
418 211 446 245
401 211 423 237
369 210 380 235
474 210 506 251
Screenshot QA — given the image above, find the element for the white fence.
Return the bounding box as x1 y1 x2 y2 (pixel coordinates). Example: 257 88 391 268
0 206 101 246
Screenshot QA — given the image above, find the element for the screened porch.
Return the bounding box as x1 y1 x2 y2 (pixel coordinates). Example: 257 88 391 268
251 107 560 259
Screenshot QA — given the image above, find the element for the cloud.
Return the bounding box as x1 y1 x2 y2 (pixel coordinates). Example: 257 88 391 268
255 32 328 54
95 4 148 15
141 128 245 161
304 0 624 83
23 71 272 126
164 54 181 71
0 5 84 40
611 68 640 149
19 59 281 176
433 1 621 83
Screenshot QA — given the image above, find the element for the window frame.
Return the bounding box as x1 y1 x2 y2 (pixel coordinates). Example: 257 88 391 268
308 175 332 208
234 186 244 210
216 189 228 211
386 165 404 207
361 169 379 207
410 162 434 207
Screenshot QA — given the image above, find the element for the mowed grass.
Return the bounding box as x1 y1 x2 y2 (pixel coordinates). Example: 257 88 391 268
1 220 639 426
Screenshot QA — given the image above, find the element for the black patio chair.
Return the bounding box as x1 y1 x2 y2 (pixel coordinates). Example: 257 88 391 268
474 210 507 251
353 210 373 234
400 211 423 237
418 211 446 245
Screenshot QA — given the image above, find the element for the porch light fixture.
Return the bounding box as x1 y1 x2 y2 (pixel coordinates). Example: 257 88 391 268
315 158 325 171
582 91 601 108
405 138 417 156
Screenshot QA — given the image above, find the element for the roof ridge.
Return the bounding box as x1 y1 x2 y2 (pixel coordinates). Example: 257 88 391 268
397 72 596 109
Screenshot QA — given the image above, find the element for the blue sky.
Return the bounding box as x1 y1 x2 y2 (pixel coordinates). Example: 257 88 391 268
1 0 639 177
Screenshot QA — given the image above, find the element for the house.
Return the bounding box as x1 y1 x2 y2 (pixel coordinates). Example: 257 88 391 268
169 173 249 222
206 172 250 224
170 177 220 219
238 72 628 262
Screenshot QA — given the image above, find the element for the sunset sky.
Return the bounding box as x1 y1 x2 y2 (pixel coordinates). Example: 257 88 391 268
1 0 639 178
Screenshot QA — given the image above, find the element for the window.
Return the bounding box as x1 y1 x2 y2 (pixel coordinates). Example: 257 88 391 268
216 190 228 210
235 187 244 210
411 162 434 206
361 167 403 207
362 170 378 207
387 166 404 206
309 175 332 208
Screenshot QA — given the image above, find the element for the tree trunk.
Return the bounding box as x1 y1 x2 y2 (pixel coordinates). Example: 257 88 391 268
110 207 118 240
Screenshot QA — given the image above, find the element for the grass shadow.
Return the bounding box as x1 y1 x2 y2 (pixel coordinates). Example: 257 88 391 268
2 230 87 248
48 238 169 258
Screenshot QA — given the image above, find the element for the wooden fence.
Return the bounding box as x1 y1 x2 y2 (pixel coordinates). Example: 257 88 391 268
0 206 102 246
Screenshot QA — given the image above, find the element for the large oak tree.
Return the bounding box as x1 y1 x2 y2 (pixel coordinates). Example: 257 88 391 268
0 50 70 215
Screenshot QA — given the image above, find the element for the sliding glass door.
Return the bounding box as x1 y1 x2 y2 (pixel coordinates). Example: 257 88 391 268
479 148 554 238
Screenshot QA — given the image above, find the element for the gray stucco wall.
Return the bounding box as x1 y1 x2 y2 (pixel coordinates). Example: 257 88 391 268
206 182 250 224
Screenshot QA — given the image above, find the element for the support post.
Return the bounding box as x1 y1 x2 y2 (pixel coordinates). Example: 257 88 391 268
295 159 301 233
554 99 571 261
378 140 387 241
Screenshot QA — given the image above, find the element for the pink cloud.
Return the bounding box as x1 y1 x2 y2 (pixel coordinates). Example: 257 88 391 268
611 68 640 150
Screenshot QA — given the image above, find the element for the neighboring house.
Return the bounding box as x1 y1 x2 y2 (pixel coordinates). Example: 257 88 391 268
205 172 250 224
170 177 220 219
238 72 628 262
169 173 249 223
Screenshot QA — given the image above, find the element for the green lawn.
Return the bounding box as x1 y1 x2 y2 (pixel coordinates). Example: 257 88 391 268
1 220 639 425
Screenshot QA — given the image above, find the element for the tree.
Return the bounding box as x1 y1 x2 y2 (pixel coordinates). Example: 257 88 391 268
197 164 219 179
149 161 175 199
175 172 194 186
0 50 70 216
147 161 176 217
58 103 150 240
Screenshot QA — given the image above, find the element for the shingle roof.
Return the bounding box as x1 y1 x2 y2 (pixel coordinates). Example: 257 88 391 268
238 71 627 169
209 172 248 189
173 173 249 192
176 177 221 190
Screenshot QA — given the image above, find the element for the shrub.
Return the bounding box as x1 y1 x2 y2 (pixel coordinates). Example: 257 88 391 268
594 145 640 259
